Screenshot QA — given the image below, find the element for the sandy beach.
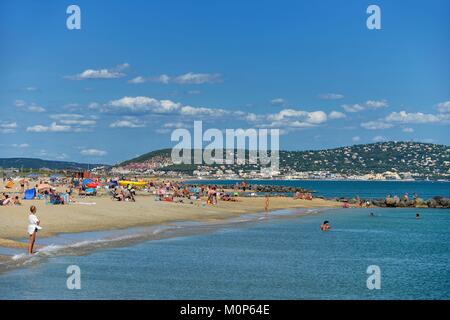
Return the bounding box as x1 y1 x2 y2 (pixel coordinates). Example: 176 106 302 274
0 182 342 250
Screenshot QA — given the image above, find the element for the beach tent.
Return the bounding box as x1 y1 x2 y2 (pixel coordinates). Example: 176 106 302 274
23 188 36 200
5 181 14 188
81 179 94 190
82 178 93 187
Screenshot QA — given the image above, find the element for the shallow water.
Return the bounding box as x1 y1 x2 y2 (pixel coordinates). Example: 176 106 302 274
0 208 448 300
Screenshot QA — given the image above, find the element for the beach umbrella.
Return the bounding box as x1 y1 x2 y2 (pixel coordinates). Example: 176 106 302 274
5 181 14 188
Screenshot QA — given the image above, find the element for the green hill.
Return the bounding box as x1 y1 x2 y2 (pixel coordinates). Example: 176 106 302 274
0 158 108 171
118 142 450 179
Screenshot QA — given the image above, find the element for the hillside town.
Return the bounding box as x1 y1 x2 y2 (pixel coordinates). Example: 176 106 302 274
108 142 450 181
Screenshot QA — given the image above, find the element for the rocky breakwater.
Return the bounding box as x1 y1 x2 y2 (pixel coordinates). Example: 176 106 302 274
340 195 450 208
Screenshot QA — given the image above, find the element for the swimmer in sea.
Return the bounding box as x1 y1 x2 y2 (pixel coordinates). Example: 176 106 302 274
416 213 420 219
320 220 331 231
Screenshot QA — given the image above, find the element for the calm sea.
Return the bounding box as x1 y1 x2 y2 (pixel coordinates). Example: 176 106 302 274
186 180 450 199
0 207 448 299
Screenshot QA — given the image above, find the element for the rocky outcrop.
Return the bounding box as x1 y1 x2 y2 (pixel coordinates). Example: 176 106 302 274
427 196 450 208
339 195 448 208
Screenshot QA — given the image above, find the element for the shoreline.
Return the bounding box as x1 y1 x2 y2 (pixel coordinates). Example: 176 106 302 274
0 206 329 274
0 193 342 247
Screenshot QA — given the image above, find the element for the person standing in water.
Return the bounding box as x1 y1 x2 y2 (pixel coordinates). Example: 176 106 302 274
27 205 42 254
416 213 421 219
264 195 270 213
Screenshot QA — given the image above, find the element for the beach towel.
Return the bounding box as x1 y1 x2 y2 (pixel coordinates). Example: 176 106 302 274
23 188 36 200
85 188 96 195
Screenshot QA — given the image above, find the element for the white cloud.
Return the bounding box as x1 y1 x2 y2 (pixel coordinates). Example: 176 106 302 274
318 93 344 100
107 96 227 118
373 135 387 142
80 149 107 157
270 98 286 106
27 122 72 133
15 99 46 112
180 105 226 117
49 114 96 126
264 109 327 129
403 127 414 133
110 117 145 128
88 102 100 109
67 63 129 80
60 119 96 126
108 96 181 113
0 122 17 133
361 121 394 130
150 72 222 85
27 105 46 112
12 143 29 148
128 76 146 84
163 122 190 129
50 113 84 120
436 101 450 113
342 100 388 113
352 136 361 142
151 74 171 84
174 72 222 84
104 96 340 131
385 111 450 124
63 103 81 111
328 111 346 119
267 109 327 124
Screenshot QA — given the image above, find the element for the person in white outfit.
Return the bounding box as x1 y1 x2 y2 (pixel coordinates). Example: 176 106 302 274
27 205 42 254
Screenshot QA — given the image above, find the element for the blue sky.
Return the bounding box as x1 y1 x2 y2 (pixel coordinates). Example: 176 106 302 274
0 0 449 164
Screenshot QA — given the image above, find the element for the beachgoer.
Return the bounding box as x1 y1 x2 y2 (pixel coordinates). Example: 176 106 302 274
27 205 42 254
264 195 270 212
13 196 21 205
2 194 12 206
416 213 420 219
320 220 331 231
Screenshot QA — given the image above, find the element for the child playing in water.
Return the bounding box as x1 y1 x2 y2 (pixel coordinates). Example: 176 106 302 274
27 205 42 254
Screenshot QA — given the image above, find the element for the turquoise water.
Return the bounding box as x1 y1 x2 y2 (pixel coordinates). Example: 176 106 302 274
187 180 450 199
0 208 448 299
